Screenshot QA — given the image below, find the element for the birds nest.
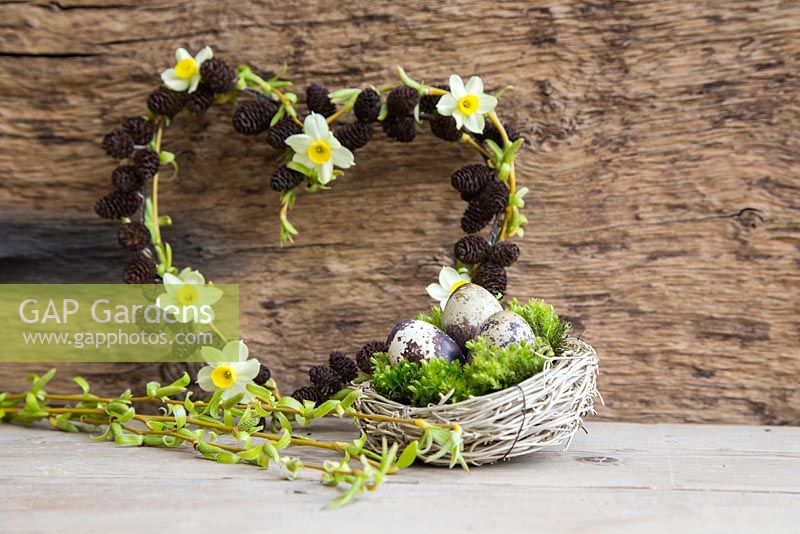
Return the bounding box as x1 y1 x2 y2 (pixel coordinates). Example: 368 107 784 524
355 337 600 466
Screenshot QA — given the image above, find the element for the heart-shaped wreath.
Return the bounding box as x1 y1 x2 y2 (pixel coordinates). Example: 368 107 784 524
0 46 598 508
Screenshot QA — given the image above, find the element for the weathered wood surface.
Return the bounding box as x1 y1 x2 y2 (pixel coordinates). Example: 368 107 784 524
1 421 799 532
0 1 798 423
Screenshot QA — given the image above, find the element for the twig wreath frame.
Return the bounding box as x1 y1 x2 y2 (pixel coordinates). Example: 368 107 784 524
0 46 599 509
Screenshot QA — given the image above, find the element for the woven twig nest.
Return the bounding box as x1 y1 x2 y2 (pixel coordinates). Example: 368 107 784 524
355 337 599 466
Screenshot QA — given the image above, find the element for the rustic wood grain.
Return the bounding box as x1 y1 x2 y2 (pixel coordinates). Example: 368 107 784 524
0 1 798 424
2 421 799 531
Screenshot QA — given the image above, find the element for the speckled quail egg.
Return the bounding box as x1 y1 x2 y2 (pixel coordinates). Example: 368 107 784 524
443 283 504 349
478 310 535 348
387 320 463 365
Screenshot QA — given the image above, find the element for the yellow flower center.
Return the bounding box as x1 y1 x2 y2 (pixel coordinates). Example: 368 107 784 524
176 284 199 306
175 57 198 80
449 279 469 293
211 365 236 389
307 140 332 165
457 94 480 116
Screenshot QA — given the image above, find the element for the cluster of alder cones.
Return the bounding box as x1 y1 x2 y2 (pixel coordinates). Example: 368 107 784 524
95 57 242 283
97 115 161 284
290 341 387 403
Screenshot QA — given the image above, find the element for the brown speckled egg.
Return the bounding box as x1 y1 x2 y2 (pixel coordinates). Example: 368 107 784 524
478 310 535 348
443 283 503 349
387 320 463 365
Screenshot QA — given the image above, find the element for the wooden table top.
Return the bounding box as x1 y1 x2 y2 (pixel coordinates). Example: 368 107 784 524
1 421 798 533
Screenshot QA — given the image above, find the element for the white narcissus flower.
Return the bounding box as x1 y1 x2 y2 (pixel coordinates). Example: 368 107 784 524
197 340 259 402
426 266 471 309
285 113 354 185
161 46 213 93
436 74 498 134
157 267 223 323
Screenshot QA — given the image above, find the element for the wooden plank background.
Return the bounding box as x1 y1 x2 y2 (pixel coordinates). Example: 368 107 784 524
0 0 798 424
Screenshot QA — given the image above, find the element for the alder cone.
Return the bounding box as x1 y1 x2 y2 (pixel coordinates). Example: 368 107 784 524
474 261 508 297
451 164 495 195
270 165 305 192
186 83 214 114
306 83 337 117
102 129 134 159
291 386 322 404
454 235 491 264
489 241 520 267
329 352 359 382
479 180 510 216
111 165 142 193
386 86 419 117
147 87 185 117
121 117 155 145
200 57 238 93
335 122 373 151
419 93 441 114
265 118 302 149
430 114 462 142
255 363 271 385
353 88 381 122
356 341 388 374
122 256 157 284
117 222 151 251
232 99 277 135
419 84 448 114
460 201 493 234
133 149 160 180
308 365 343 398
95 191 141 219
382 116 416 143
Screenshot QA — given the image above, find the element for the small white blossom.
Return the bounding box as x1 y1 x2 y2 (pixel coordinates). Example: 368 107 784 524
285 113 354 185
161 46 213 93
426 266 471 308
157 267 222 323
196 340 259 402
436 75 497 134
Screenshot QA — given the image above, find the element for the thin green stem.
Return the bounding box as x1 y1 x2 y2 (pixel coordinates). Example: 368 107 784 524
460 133 494 160
253 395 457 431
487 111 516 241
4 391 455 433
151 124 164 246
240 68 303 127
325 107 349 124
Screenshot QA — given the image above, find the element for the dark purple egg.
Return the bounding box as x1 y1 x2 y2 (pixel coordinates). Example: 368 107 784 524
386 320 463 364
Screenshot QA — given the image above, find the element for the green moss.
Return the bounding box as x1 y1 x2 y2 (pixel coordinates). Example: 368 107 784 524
463 337 551 396
506 298 570 352
414 305 443 329
370 337 553 407
408 358 469 405
370 352 421 405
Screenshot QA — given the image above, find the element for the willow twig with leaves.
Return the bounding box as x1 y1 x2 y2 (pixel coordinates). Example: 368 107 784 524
0 368 466 508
